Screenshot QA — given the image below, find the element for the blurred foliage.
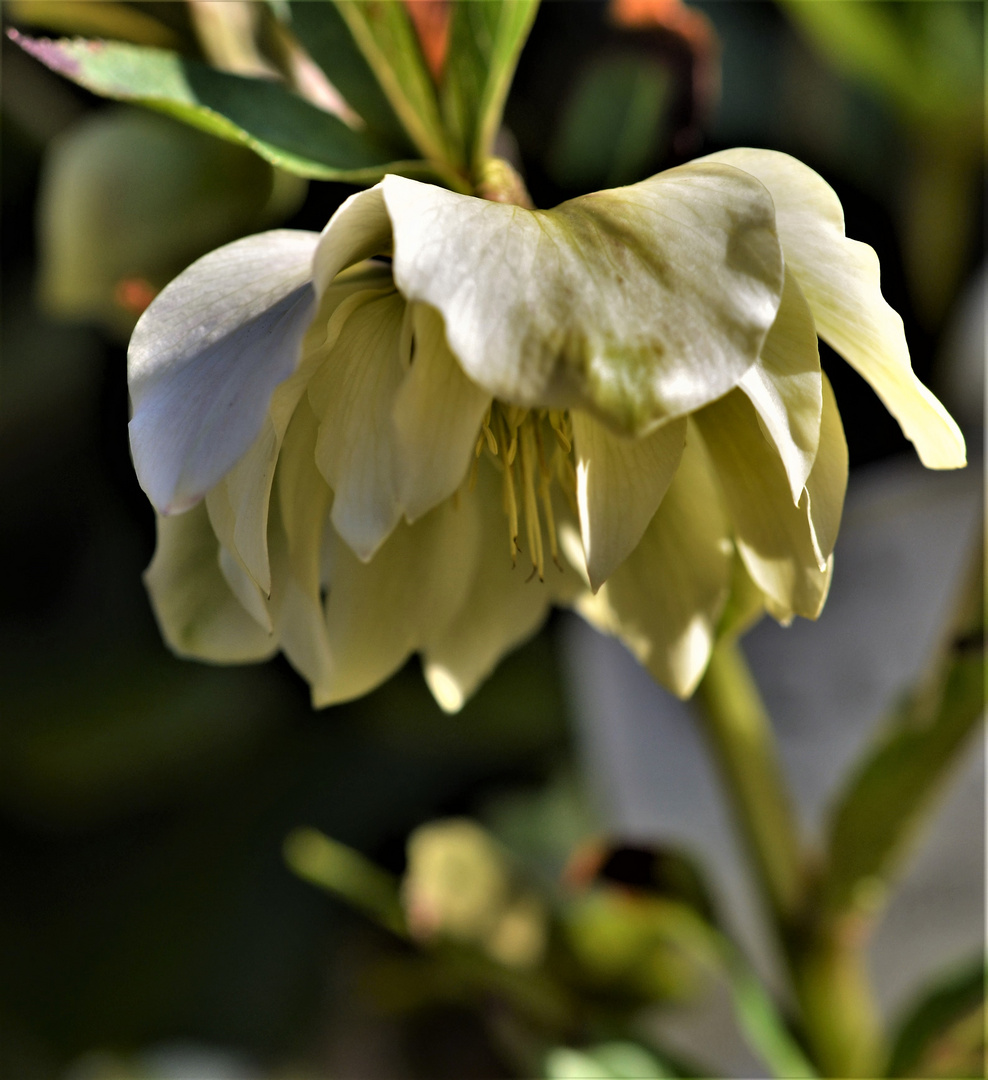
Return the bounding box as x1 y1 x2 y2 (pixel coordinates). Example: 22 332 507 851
1 1 984 1077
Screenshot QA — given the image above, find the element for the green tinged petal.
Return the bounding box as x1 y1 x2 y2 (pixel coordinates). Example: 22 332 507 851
318 496 480 707
144 503 277 663
804 373 848 569
695 389 832 622
703 148 966 470
572 412 686 592
392 304 493 523
738 267 822 502
422 459 575 713
308 288 408 561
576 427 733 697
381 166 783 434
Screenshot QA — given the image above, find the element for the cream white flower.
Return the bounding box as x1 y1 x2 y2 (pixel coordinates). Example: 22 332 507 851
128 149 965 710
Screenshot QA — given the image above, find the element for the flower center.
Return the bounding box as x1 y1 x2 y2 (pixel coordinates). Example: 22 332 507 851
471 403 576 581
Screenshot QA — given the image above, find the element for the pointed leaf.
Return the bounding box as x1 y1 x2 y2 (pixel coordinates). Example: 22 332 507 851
330 0 452 166
10 31 420 181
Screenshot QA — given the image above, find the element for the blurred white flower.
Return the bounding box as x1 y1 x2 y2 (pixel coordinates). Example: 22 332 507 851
128 150 964 710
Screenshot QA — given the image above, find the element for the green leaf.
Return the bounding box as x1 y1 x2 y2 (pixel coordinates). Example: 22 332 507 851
820 620 985 919
4 0 184 48
441 0 540 172
886 959 985 1077
10 31 425 181
285 0 412 151
544 1041 675 1079
330 0 454 172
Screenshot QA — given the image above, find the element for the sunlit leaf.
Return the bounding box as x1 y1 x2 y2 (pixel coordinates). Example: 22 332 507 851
9 31 422 181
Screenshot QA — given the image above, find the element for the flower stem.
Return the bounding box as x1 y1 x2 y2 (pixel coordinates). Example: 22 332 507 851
694 637 884 1077
694 637 805 929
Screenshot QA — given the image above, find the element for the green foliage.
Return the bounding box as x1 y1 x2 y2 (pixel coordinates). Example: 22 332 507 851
820 634 985 919
10 31 422 181
886 959 986 1078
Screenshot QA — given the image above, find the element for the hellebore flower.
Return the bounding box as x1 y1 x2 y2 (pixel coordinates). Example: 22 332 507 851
128 149 965 710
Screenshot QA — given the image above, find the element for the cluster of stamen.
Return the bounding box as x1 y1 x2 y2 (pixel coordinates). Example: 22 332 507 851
470 403 577 581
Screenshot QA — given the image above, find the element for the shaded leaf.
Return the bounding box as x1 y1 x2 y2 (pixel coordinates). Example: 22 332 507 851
330 0 453 168
4 0 183 48
285 0 412 149
820 640 985 918
886 958 985 1077
9 31 423 181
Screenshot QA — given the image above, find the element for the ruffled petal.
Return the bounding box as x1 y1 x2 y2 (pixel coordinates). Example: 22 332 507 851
392 303 493 522
576 426 733 697
307 288 408 561
571 411 686 591
128 230 319 513
144 502 277 662
695 388 832 621
382 166 784 434
317 496 480 707
738 267 822 502
703 148 966 470
421 458 562 713
804 372 848 568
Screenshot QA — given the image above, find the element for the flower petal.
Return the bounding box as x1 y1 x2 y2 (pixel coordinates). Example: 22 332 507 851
694 388 832 621
307 288 408 561
421 459 562 713
572 411 686 591
576 426 733 697
804 372 848 568
312 183 392 293
703 148 966 470
269 396 335 701
317 496 480 707
144 502 277 662
738 267 822 502
128 230 319 513
392 303 493 522
382 165 784 434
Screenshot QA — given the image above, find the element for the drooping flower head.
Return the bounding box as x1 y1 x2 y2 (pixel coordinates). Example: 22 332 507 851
129 150 965 711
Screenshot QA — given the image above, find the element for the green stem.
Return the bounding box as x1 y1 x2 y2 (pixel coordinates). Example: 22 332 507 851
694 637 883 1077
694 637 804 929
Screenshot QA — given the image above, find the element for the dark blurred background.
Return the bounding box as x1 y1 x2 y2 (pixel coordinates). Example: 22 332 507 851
1 2 983 1077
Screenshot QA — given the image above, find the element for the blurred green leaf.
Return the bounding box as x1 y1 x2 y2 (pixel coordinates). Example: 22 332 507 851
548 54 671 191
285 0 412 151
820 636 985 919
886 959 986 1078
329 0 454 174
9 31 424 181
284 826 408 936
4 0 184 49
37 106 306 337
544 1040 675 1079
441 0 539 172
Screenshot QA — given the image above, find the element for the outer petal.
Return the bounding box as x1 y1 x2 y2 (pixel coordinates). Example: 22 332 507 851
695 388 832 621
144 502 277 662
382 166 784 434
572 411 687 591
392 304 493 522
307 288 408 561
128 230 319 513
804 372 848 568
312 183 392 294
575 426 733 698
738 267 822 502
317 496 480 707
703 148 966 470
421 458 567 713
